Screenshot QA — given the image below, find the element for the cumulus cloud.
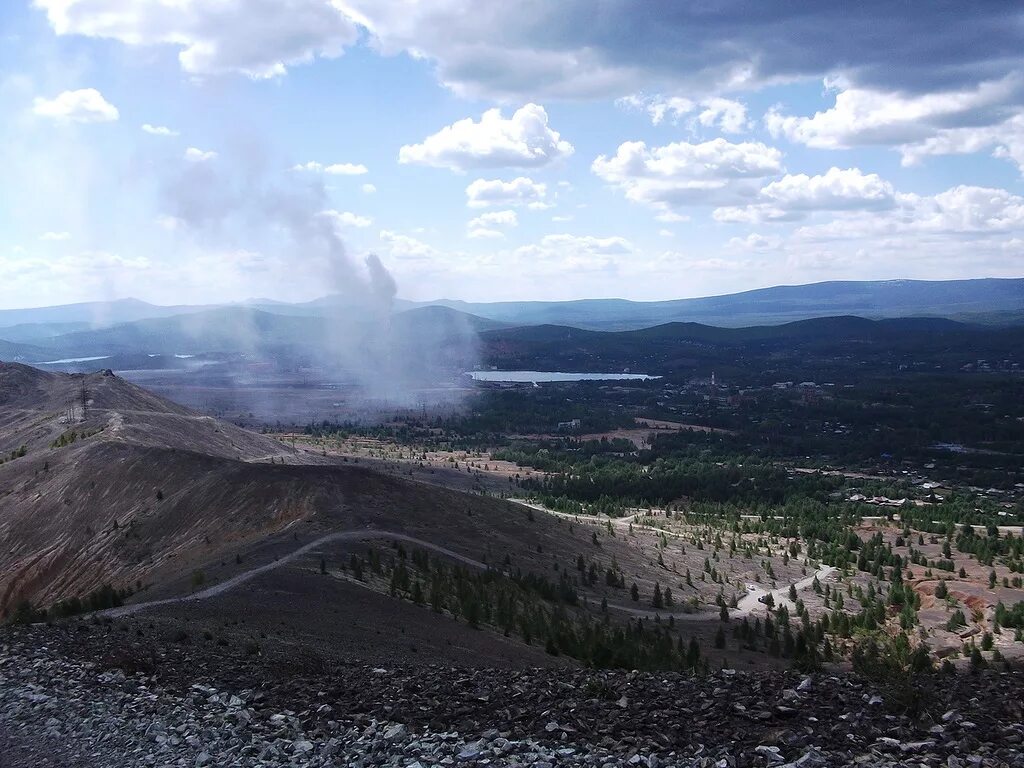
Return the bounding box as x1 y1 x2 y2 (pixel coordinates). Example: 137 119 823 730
467 227 504 240
766 76 1024 173
361 183 377 194
697 98 750 133
292 161 368 175
320 209 372 229
510 233 632 274
899 113 1024 174
767 76 1021 148
466 177 548 208
468 210 518 229
760 167 894 211
0 249 150 306
32 88 118 123
142 123 178 136
184 147 217 162
592 138 784 211
904 186 1024 234
714 167 895 223
617 94 694 125
783 185 1024 252
378 230 439 261
399 104 573 171
36 0 359 79
727 233 782 251
466 209 518 239
620 94 749 133
39 231 71 241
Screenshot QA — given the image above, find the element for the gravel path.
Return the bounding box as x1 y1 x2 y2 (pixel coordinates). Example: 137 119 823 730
102 530 489 619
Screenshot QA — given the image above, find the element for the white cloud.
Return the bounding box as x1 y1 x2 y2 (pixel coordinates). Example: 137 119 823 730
466 177 547 208
786 185 1024 250
697 98 749 133
751 184 1024 279
141 123 178 136
760 167 895 211
620 94 749 133
467 227 504 239
32 88 118 123
658 229 674 238
466 209 517 239
320 209 372 228
0 250 150 305
727 233 782 251
361 183 377 194
899 113 1024 174
511 234 632 274
907 185 1024 234
712 205 791 224
184 147 217 162
531 233 632 256
36 0 359 79
378 230 439 261
468 210 518 229
39 231 71 241
766 76 1024 173
399 104 573 171
712 167 896 224
292 161 368 175
617 93 694 125
592 138 784 211
766 77 1020 148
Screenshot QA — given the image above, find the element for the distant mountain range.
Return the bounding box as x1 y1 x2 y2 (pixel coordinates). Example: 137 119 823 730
0 278 1021 371
425 278 1024 329
1 279 1021 341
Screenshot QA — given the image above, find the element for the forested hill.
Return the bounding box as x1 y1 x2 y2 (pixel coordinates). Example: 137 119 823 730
479 315 1024 378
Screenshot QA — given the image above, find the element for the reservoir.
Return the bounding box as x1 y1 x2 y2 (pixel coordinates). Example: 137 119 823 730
467 370 659 383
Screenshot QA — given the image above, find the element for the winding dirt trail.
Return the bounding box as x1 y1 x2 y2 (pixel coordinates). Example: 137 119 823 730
101 530 488 619
734 565 838 617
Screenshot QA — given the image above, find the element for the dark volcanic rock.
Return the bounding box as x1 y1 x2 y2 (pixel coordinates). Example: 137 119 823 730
1 623 1022 767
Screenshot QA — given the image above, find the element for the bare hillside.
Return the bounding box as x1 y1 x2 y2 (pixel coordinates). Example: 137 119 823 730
0 364 664 643
0 364 305 612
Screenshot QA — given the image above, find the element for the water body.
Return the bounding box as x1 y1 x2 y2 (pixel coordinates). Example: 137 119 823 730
467 370 659 383
35 355 110 365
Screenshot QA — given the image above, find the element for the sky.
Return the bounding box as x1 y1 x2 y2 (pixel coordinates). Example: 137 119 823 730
0 1 1023 308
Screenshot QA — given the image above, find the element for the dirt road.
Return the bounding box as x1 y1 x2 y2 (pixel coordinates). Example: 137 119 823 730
101 530 488 619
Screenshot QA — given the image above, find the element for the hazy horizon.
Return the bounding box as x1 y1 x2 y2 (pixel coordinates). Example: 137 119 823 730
1 275 1023 314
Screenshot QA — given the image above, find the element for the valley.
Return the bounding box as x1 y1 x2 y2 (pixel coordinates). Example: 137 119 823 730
1 284 1023 768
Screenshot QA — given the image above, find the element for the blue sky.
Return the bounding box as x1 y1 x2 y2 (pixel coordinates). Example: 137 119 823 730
1 1 1022 308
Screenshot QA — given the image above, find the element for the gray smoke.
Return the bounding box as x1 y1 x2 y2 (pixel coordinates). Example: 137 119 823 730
155 144 477 421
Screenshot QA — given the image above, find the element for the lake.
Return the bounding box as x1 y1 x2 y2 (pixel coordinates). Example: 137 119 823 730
467 370 659 383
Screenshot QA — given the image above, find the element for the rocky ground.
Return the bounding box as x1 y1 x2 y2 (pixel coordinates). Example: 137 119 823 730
2 623 1023 768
